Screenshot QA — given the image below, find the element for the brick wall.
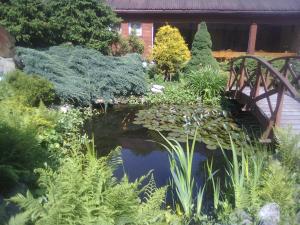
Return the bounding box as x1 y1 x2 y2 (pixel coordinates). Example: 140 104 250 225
141 22 153 57
120 22 153 58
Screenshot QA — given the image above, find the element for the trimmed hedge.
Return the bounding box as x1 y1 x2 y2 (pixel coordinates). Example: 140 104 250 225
17 46 147 105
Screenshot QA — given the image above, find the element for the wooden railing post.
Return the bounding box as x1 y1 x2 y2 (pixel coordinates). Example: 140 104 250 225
238 59 246 89
252 62 261 98
273 59 289 126
227 61 234 91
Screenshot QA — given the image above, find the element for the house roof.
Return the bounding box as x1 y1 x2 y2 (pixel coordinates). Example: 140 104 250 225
107 0 300 14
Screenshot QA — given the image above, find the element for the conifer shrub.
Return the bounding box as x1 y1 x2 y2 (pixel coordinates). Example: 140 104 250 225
185 22 219 72
0 0 120 53
4 70 56 106
112 33 144 56
17 46 147 105
152 25 190 81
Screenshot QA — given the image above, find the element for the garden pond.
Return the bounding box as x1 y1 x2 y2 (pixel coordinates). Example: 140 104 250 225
84 103 263 208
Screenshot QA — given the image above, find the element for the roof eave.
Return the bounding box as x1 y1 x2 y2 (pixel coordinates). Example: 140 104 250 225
114 9 300 15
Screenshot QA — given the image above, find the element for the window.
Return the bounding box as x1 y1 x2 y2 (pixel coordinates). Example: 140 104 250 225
129 23 142 36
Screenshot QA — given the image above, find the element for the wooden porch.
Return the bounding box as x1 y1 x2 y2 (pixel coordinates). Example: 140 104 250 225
213 50 297 60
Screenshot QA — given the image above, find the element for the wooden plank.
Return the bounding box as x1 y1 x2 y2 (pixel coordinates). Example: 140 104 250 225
213 51 297 60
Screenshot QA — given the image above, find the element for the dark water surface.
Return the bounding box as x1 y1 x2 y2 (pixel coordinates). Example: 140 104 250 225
84 105 225 188
84 104 262 209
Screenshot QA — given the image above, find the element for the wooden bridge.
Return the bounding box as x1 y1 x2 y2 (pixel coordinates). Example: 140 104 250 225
226 55 300 139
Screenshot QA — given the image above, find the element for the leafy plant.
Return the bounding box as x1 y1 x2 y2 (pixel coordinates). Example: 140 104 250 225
161 130 209 223
145 82 198 105
17 45 147 105
186 66 227 105
134 104 246 149
259 160 296 222
0 100 57 192
4 70 56 106
0 0 54 47
185 22 219 72
152 25 190 81
0 0 120 53
274 127 300 177
10 140 174 225
112 32 145 56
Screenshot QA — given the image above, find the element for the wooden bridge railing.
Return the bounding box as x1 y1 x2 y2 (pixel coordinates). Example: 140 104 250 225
227 55 300 138
268 56 300 92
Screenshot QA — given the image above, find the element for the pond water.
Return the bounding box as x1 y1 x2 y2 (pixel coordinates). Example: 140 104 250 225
84 104 262 208
84 105 224 180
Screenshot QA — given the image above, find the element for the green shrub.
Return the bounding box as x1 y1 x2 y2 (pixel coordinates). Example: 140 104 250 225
259 160 296 221
185 22 219 72
0 99 57 192
145 82 198 105
274 127 300 176
4 70 56 106
9 142 175 225
128 33 144 55
112 33 144 56
0 0 120 53
185 67 227 105
17 46 148 105
152 25 191 81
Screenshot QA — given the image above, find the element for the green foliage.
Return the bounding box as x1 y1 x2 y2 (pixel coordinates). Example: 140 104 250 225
161 131 207 223
185 22 219 72
186 66 227 105
0 0 120 53
128 33 144 55
4 70 56 106
145 82 198 105
0 0 53 47
113 33 144 56
259 160 296 221
17 46 148 105
274 127 300 178
0 99 57 192
0 73 93 192
152 25 191 81
46 0 120 53
10 141 175 225
218 133 299 224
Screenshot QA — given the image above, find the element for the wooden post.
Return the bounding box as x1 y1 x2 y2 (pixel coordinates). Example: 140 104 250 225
247 23 258 55
227 62 233 91
238 59 246 89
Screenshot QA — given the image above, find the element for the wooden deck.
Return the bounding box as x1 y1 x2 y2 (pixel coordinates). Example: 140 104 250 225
234 87 300 135
213 50 297 60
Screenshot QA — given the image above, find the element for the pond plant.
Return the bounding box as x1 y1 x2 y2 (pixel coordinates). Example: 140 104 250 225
185 66 228 105
161 129 299 224
134 104 247 150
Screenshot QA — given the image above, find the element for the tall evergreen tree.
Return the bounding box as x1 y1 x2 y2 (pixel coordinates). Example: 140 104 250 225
0 0 120 54
185 22 219 72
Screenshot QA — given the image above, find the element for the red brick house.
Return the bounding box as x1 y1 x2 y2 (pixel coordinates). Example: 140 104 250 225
107 0 300 59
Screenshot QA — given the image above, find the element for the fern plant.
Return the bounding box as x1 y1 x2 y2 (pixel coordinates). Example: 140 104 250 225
259 160 296 223
9 140 174 225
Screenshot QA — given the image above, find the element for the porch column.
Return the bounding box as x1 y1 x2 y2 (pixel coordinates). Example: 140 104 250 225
141 22 153 57
247 23 258 54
